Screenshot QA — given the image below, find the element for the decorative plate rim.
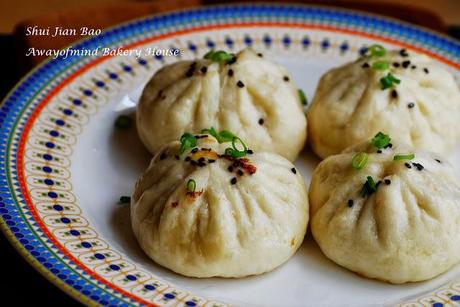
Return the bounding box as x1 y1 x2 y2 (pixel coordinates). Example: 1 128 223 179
0 3 459 306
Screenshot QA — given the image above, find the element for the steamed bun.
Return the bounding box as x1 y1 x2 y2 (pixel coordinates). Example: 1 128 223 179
131 133 308 278
308 48 460 158
309 136 460 283
137 48 307 161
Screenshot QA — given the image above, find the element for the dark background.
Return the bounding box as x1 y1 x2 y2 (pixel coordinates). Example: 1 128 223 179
0 0 459 305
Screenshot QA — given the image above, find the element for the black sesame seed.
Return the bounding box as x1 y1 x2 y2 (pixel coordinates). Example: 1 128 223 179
385 143 393 149
227 69 234 77
405 162 412 169
191 148 198 153
198 162 206 167
247 149 254 154
185 69 194 77
402 60 411 68
232 161 240 167
160 153 167 160
391 89 398 98
412 162 424 171
291 168 297 174
190 160 198 166
377 150 382 154
399 49 409 57
423 68 429 74
190 62 197 68
208 159 216 163
185 156 191 162
174 155 180 160
435 158 441 163
257 53 263 57
411 65 417 69
228 166 234 172
392 62 400 68
200 66 207 74
198 157 205 163
283 76 290 82
408 102 415 109
348 199 354 208
237 170 244 176
258 118 264 125
384 179 391 185
230 177 237 184
237 80 245 88
362 62 370 68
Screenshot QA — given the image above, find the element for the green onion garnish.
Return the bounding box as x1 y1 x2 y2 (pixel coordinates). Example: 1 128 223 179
200 127 235 143
298 89 308 105
380 73 401 90
114 115 132 130
119 196 131 204
203 50 215 59
201 127 218 139
203 50 234 63
372 60 389 70
366 44 386 57
225 136 248 158
361 176 377 197
371 132 391 149
394 153 415 161
352 152 368 170
186 179 196 193
218 130 236 143
179 132 197 154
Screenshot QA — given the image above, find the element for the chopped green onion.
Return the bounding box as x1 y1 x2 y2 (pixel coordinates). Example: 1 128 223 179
380 73 401 90
200 127 235 143
371 132 391 149
203 50 215 59
201 127 218 139
212 50 233 62
219 130 236 143
366 44 386 57
119 196 131 204
179 132 197 154
203 50 234 63
352 152 369 170
186 179 196 193
394 153 415 161
372 60 389 70
298 89 308 105
225 136 248 158
361 176 377 197
114 115 132 129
